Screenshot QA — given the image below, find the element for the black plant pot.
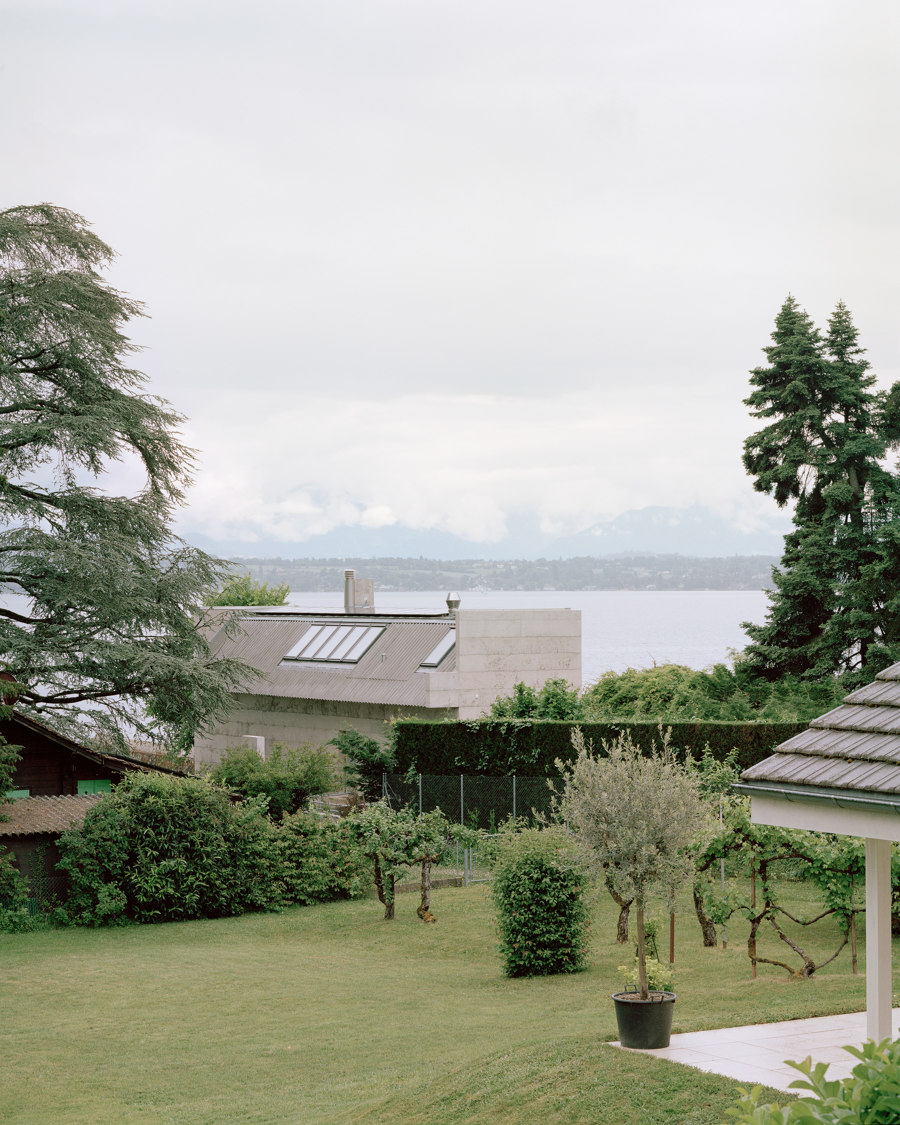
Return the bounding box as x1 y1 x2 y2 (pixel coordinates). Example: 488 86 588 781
612 991 676 1049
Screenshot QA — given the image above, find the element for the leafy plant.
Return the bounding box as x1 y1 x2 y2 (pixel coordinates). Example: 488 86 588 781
491 824 589 977
208 742 335 820
555 728 706 999
618 956 674 994
725 1037 900 1124
279 811 370 904
331 729 395 802
57 773 285 925
206 573 289 606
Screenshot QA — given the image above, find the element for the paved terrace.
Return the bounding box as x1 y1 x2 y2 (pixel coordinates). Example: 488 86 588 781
614 1009 900 1092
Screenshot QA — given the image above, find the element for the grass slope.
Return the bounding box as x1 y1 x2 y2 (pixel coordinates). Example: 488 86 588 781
0 881 881 1124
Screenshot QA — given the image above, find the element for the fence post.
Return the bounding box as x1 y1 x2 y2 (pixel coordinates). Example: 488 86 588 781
382 772 387 800
460 774 464 827
418 773 422 815
512 774 516 820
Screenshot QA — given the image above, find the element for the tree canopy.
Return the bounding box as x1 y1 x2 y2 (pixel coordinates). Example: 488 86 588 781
742 296 900 684
206 572 289 606
0 203 253 750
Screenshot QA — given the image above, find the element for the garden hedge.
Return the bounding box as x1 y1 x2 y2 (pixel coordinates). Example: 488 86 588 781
391 719 809 777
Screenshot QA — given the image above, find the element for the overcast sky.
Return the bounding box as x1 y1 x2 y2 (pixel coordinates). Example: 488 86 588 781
4 0 899 553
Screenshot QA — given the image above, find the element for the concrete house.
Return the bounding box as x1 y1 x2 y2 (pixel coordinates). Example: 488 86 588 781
192 571 581 766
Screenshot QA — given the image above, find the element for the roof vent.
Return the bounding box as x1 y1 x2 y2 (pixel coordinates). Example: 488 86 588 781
446 592 461 613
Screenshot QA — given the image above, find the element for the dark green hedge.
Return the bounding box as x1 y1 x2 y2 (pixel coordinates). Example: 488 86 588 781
392 719 809 777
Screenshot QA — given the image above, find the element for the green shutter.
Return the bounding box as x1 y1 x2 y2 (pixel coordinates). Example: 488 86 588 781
7 789 30 800
77 779 112 795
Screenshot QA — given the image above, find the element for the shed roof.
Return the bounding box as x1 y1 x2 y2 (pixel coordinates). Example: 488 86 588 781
0 794 104 837
209 611 457 707
737 661 900 805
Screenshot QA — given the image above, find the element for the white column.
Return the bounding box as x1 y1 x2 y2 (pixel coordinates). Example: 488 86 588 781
865 837 893 1042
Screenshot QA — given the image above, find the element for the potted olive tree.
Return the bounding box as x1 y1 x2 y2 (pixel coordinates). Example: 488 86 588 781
555 728 707 1049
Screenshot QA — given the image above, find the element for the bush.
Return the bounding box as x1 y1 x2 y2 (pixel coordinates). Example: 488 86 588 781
208 743 336 821
331 730 395 802
57 773 285 925
726 1037 900 1123
279 811 370 905
392 717 808 777
491 825 589 978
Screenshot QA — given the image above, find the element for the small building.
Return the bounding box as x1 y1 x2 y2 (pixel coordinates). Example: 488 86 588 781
1 710 188 904
192 571 582 766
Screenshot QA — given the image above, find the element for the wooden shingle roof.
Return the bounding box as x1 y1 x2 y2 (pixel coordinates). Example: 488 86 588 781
738 662 900 801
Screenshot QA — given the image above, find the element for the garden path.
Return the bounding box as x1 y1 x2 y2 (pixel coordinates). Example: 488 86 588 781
613 1009 900 1092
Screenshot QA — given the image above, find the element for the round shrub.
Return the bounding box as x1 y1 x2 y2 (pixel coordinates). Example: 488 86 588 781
279 811 370 905
57 773 285 925
491 826 589 977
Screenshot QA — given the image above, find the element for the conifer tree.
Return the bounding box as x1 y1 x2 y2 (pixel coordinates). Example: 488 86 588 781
742 296 900 684
0 203 252 750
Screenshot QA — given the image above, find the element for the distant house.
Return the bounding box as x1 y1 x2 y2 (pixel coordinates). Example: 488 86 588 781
1 711 187 904
192 570 582 765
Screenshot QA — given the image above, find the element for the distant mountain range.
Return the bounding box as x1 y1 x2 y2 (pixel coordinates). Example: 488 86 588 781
182 503 791 562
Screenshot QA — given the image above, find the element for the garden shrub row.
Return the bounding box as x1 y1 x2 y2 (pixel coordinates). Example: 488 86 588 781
391 719 809 777
56 773 370 926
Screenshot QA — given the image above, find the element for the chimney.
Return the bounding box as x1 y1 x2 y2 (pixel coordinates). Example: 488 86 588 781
344 569 355 614
344 570 375 614
446 592 461 614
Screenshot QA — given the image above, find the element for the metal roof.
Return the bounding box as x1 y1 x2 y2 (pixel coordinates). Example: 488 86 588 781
210 611 457 707
739 661 900 800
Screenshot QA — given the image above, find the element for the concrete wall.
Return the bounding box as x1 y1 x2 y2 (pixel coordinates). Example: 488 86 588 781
192 693 454 768
426 607 581 718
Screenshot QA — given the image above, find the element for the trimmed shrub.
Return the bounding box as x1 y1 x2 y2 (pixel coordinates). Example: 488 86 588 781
57 773 285 925
392 718 808 777
491 826 589 977
208 743 335 821
279 811 370 905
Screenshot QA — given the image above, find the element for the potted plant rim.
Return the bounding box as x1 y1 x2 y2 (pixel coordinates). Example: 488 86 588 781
555 728 708 1049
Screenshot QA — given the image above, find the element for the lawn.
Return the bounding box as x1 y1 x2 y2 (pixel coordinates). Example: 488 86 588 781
0 879 885 1124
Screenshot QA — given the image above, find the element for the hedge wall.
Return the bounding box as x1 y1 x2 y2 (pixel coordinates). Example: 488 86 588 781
391 719 809 778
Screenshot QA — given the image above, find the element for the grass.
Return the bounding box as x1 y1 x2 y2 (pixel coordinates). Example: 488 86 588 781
0 879 885 1124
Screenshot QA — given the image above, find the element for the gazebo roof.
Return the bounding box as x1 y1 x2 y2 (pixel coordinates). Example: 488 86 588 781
735 661 900 807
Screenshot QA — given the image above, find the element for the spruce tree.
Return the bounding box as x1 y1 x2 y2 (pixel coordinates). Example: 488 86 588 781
742 296 900 684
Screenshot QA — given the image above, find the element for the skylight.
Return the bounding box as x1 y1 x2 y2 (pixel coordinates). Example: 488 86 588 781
420 630 455 668
283 624 385 664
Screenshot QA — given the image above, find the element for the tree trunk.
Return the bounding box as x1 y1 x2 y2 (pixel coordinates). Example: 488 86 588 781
372 855 395 920
417 858 435 921
605 874 633 943
692 883 717 947
636 903 649 1000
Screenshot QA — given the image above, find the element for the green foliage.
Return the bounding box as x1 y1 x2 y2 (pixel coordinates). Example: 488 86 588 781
556 728 706 998
206 572 289 606
582 664 846 722
0 203 254 751
742 296 900 686
331 729 395 802
392 716 806 778
346 801 419 919
618 956 674 994
491 825 589 977
208 742 335 821
488 679 585 720
279 811 370 905
57 773 284 925
726 1037 900 1124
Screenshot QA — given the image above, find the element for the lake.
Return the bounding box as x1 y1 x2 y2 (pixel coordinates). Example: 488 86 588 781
286 588 770 687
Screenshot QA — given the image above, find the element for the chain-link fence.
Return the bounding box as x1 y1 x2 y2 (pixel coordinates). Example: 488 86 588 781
382 773 554 830
380 773 555 885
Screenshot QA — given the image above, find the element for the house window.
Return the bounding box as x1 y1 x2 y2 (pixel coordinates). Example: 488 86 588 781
420 631 455 668
282 624 386 665
77 779 112 795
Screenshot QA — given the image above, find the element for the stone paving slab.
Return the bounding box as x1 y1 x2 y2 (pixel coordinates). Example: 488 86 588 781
611 1009 900 1093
